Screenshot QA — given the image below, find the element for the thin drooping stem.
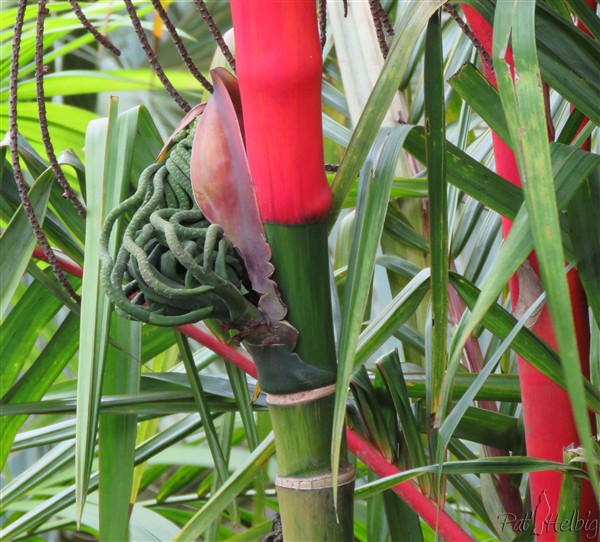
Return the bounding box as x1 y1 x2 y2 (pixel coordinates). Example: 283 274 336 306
318 0 327 50
36 0 87 218
444 3 493 75
376 0 394 37
68 0 121 56
369 0 389 59
193 0 236 72
150 0 213 93
10 1 80 302
123 0 191 112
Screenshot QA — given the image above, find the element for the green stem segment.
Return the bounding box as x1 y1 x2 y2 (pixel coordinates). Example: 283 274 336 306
248 222 354 541
265 223 336 371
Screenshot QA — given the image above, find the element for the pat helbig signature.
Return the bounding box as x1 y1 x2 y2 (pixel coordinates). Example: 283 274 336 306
497 490 599 539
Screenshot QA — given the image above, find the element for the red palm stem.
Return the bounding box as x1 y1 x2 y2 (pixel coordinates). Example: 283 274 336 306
459 6 597 540
346 429 472 541
229 0 332 224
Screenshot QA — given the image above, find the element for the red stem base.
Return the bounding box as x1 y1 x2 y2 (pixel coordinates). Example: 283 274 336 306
460 5 598 541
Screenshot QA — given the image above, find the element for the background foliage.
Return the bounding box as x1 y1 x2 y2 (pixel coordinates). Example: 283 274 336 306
1 1 599 540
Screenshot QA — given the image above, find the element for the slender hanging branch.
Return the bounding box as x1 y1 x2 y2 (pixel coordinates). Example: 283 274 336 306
318 0 327 50
377 0 394 37
123 0 191 112
36 0 87 218
193 0 236 72
369 0 389 59
445 3 494 75
150 0 214 93
10 0 80 303
68 0 121 56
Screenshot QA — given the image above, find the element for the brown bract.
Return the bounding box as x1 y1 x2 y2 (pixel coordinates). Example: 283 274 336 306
191 68 287 325
514 259 545 329
157 103 206 162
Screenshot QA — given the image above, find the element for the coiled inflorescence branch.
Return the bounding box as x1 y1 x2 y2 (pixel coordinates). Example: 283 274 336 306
100 119 260 328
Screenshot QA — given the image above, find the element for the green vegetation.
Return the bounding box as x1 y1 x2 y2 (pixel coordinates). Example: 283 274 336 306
1 1 599 540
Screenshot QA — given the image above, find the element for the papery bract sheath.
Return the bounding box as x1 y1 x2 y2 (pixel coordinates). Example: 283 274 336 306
191 68 286 324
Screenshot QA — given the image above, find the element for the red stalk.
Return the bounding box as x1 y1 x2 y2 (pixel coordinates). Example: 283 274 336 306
32 249 472 539
460 6 597 540
449 286 524 519
177 324 258 379
229 0 332 224
32 247 84 279
347 429 472 541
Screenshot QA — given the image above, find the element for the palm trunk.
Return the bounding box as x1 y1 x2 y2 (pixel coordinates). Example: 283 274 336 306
249 224 354 541
460 5 598 540
229 2 354 539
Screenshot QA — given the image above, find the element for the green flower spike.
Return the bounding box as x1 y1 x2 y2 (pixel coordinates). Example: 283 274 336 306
100 116 260 328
